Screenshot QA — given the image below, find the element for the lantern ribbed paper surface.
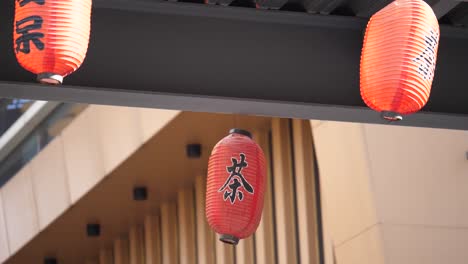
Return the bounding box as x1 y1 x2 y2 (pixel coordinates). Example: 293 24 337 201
14 0 92 84
206 129 266 245
360 0 439 120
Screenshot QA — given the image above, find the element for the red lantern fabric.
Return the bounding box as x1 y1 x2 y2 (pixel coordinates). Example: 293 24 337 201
360 0 440 121
206 129 266 245
14 0 92 84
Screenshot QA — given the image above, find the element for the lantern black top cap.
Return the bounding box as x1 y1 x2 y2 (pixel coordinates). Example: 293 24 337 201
229 128 252 138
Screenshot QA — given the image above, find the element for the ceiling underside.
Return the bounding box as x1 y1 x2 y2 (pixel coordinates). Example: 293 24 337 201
0 0 467 129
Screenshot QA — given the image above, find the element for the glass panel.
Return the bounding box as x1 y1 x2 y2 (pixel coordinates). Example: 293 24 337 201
0 102 87 187
0 98 34 136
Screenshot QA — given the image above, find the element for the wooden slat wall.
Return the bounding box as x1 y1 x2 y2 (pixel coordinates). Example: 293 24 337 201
129 225 144 264
194 175 216 264
160 202 178 264
99 248 113 264
144 215 161 264
215 234 235 264
91 118 321 264
235 237 255 264
113 237 129 264
253 129 276 264
293 119 320 264
271 118 299 264
177 188 197 264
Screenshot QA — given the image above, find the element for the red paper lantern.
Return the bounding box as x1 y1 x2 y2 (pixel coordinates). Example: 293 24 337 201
360 0 440 121
206 129 266 245
14 0 92 84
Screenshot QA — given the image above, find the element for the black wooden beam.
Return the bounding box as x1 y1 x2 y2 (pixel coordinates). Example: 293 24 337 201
431 0 462 18
0 1 467 130
2 81 468 130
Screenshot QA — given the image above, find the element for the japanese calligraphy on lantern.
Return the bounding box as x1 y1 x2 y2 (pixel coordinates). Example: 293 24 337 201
413 29 439 81
13 0 91 84
218 153 254 204
360 0 440 117
206 129 266 244
15 0 45 54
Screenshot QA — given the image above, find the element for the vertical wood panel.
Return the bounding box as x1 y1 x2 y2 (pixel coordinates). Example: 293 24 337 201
235 121 259 263
161 202 178 264
293 119 320 264
253 129 276 264
114 237 130 264
236 237 255 264
215 234 235 264
271 118 298 264
145 215 161 264
129 225 145 264
177 188 197 264
194 175 216 264
99 248 113 264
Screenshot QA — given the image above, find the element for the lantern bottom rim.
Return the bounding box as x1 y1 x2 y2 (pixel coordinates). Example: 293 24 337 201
37 73 63 85
219 234 240 245
381 111 403 122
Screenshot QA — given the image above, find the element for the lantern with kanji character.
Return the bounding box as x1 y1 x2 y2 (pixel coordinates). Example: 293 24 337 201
206 129 266 245
360 0 440 121
14 0 92 84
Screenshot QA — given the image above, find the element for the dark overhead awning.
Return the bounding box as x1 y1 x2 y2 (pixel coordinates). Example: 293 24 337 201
0 0 467 129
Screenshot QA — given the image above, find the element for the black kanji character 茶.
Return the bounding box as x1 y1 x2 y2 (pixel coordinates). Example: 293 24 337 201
219 153 254 204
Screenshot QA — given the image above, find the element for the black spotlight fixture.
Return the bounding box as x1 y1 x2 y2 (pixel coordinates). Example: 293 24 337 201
186 144 202 158
44 258 57 264
133 186 148 201
86 223 101 237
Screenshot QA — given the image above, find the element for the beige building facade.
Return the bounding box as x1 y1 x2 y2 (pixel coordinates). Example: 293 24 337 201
315 121 468 264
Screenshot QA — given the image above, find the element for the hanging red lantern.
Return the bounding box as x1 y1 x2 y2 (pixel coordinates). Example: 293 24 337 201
360 0 440 121
14 0 92 84
206 129 266 245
